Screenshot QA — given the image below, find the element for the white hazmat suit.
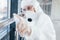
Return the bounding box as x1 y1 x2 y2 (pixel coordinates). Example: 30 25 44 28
14 0 56 40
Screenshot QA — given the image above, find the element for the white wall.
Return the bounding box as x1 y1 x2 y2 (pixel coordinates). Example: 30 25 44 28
51 0 60 40
51 0 60 20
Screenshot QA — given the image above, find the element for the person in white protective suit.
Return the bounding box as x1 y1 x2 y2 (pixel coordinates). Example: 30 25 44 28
13 0 56 40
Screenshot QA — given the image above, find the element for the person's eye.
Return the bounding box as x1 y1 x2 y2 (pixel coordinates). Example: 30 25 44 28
23 9 26 11
27 6 31 10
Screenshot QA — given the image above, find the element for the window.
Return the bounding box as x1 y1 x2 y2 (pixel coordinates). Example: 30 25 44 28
0 0 10 40
0 0 9 22
0 0 18 40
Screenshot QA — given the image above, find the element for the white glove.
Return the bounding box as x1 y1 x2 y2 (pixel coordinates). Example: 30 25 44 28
13 14 32 37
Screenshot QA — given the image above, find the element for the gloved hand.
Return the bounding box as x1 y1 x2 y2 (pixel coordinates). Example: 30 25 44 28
13 14 32 37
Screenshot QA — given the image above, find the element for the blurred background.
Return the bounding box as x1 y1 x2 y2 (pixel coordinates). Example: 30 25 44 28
0 0 60 40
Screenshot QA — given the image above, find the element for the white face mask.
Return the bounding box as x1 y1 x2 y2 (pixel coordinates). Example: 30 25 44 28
23 11 38 22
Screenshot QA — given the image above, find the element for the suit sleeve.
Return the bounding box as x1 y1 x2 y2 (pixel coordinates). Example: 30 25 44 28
39 15 56 40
